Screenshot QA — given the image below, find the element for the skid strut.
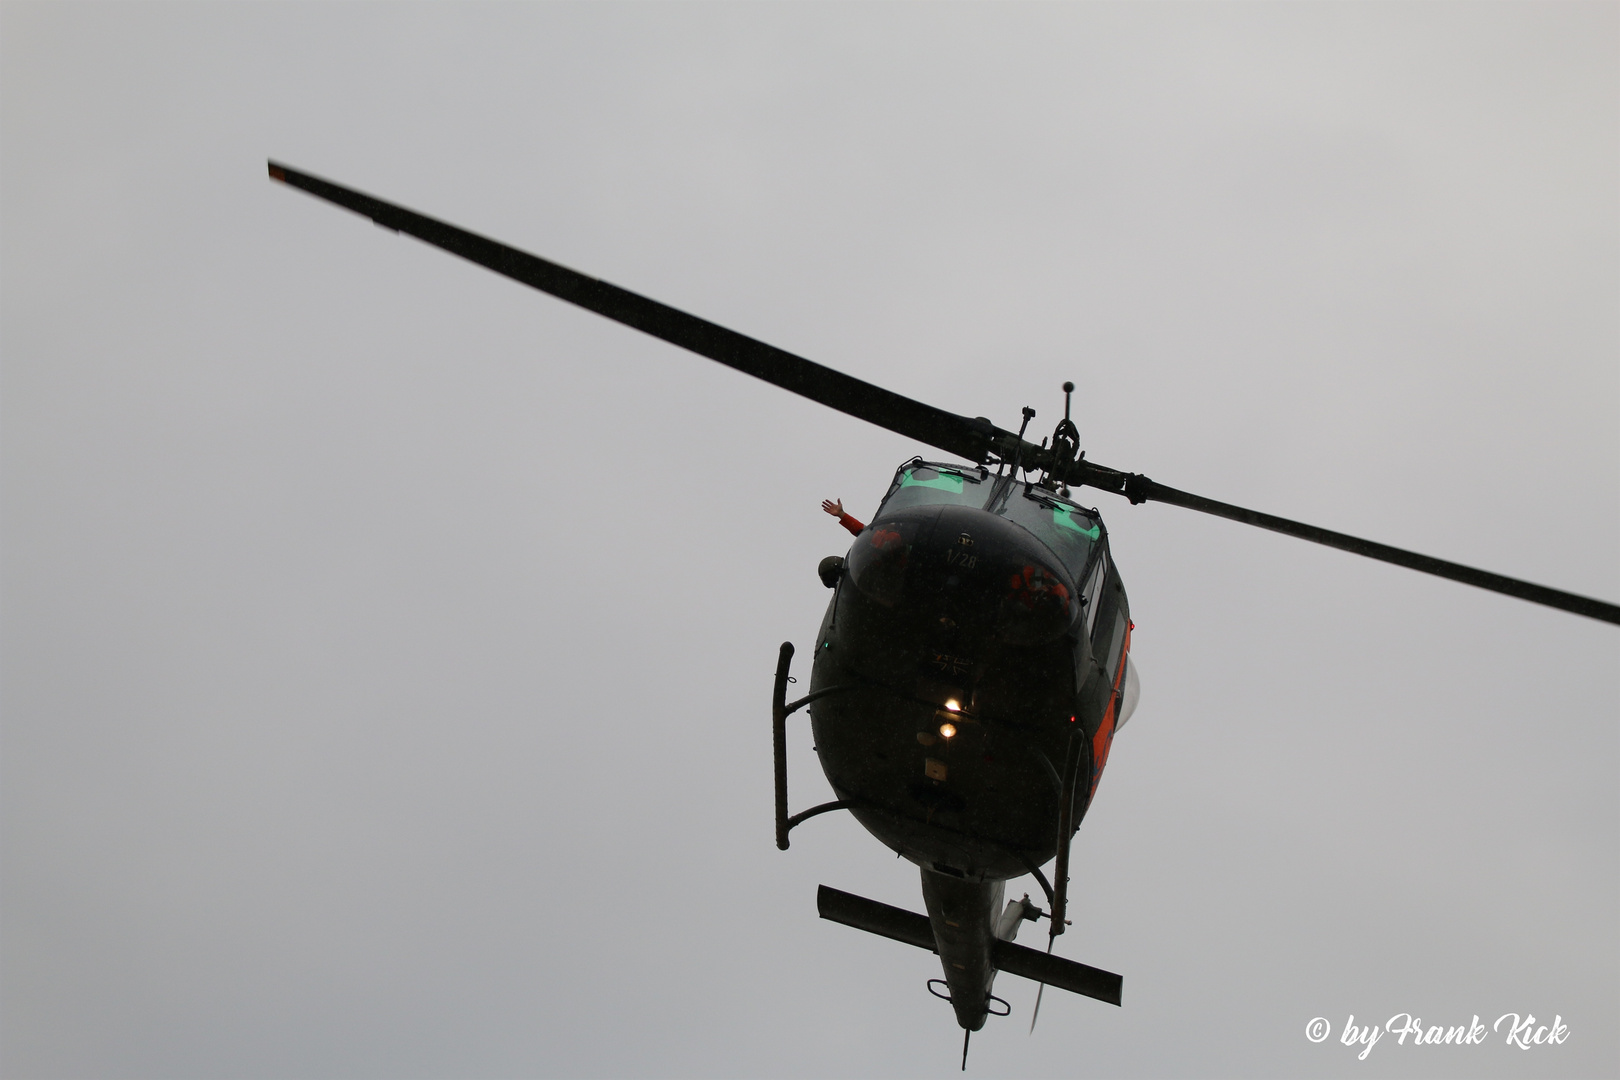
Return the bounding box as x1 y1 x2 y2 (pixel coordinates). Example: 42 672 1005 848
1047 729 1085 938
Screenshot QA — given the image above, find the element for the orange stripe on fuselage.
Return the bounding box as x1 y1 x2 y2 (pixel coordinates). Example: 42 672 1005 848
1089 621 1132 799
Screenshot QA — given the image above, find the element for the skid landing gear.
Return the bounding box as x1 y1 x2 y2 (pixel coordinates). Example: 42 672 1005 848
771 642 853 849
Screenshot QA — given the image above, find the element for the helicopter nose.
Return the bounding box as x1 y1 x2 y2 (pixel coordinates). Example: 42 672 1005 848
846 504 1078 645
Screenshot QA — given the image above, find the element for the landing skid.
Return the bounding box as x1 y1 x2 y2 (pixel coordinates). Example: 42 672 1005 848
771 642 856 848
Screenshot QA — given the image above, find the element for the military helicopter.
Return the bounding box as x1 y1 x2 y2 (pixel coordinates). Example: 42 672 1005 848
267 162 1619 1068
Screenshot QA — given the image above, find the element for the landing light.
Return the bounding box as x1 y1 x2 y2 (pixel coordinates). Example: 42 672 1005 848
938 723 957 740
944 699 961 712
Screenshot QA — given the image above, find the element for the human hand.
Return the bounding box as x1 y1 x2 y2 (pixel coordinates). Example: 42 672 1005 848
821 499 844 517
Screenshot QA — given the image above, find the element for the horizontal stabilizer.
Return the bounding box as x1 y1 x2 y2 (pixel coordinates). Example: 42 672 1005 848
816 885 1122 1006
993 937 1122 1006
818 884 935 950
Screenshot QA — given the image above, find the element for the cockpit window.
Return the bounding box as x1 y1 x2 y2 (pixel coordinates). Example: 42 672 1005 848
844 518 918 608
875 463 987 517
999 489 1100 579
1051 503 1101 540
900 468 966 494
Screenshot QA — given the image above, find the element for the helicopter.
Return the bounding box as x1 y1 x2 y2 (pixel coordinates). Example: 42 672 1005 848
267 161 1619 1066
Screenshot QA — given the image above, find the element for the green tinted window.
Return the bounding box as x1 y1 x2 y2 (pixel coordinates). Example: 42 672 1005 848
899 468 965 494
876 464 986 516
1051 503 1101 540
1000 490 1099 579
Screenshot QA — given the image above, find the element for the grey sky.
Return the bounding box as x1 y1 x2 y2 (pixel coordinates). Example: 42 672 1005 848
3 4 1616 1078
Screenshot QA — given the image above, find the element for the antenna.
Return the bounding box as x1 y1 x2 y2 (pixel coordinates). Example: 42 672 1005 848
1004 407 1036 477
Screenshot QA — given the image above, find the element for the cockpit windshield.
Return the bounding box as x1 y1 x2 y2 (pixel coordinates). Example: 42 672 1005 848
998 489 1100 580
875 463 988 516
871 460 1102 581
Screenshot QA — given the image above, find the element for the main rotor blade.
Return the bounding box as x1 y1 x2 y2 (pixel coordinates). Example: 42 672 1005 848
267 162 1014 464
269 162 1617 627
1067 460 1620 625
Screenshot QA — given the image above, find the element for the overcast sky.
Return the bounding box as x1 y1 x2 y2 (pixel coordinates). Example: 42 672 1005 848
3 4 1616 1078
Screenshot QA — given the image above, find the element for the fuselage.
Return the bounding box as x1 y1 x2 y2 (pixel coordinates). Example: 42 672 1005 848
808 460 1134 881
806 460 1136 1030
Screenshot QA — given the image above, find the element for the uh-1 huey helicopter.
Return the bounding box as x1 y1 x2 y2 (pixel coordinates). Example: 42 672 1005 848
268 162 1620 1068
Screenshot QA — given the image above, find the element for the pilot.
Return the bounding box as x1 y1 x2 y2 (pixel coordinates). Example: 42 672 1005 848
821 498 866 536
